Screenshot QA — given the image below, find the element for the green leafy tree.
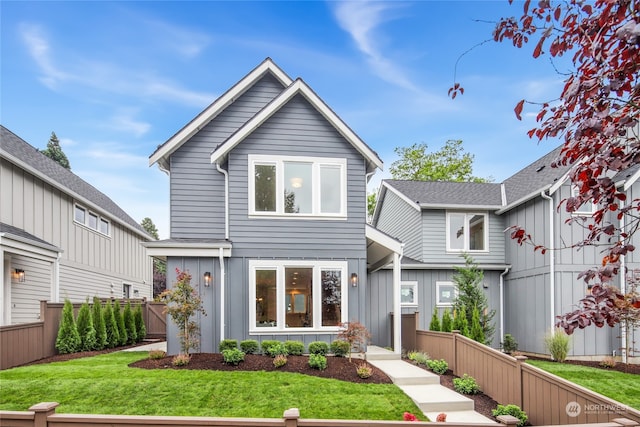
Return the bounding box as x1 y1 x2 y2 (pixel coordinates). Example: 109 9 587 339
40 131 70 170
92 297 107 350
470 306 485 344
134 304 146 342
452 254 496 344
453 306 470 337
141 217 167 297
123 301 137 344
429 309 441 331
160 268 206 356
441 309 453 332
390 140 491 183
55 299 80 354
76 300 97 351
113 300 127 346
367 192 377 220
103 300 119 348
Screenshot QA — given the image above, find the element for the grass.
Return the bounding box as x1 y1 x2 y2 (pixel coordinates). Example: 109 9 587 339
527 360 640 410
0 352 424 420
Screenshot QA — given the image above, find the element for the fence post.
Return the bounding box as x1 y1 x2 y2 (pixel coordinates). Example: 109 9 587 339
283 408 300 427
29 402 59 427
496 415 520 427
515 355 527 408
451 330 459 376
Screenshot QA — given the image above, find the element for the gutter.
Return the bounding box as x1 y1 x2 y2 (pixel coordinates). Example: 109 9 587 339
540 190 556 334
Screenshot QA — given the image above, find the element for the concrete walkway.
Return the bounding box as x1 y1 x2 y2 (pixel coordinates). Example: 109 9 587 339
366 346 497 424
122 340 167 352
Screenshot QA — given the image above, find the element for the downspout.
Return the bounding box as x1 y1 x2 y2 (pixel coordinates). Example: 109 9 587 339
499 266 510 344
215 162 229 240
215 162 229 343
619 201 627 364
53 252 61 302
393 246 404 355
541 190 556 334
219 247 225 342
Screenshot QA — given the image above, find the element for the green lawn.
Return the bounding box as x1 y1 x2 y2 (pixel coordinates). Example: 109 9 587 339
527 360 640 410
0 352 423 420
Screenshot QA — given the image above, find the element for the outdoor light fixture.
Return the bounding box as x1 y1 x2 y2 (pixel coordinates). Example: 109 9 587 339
13 269 25 283
350 273 358 287
586 284 593 296
204 272 212 287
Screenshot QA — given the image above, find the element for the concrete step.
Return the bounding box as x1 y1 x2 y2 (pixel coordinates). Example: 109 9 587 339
399 384 475 413
424 410 497 424
369 359 439 385
365 345 401 360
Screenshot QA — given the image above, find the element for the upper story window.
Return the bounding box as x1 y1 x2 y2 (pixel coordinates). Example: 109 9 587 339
249 155 346 218
446 212 488 252
74 204 111 236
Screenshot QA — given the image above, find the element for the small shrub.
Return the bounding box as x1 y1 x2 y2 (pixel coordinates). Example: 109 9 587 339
600 356 617 368
427 358 448 374
429 309 441 331
502 334 518 354
331 339 350 357
309 353 327 370
149 350 166 360
273 354 288 368
222 348 245 365
544 328 571 362
284 340 305 356
55 299 80 354
453 374 481 394
356 363 373 379
407 351 430 366
219 339 238 352
76 300 97 351
308 341 329 355
134 304 146 342
436 413 447 422
172 354 191 366
492 404 528 427
469 306 485 344
113 300 127 346
265 341 287 357
403 412 417 421
123 301 137 345
92 297 107 350
240 339 259 354
441 309 453 332
103 300 119 348
260 340 280 355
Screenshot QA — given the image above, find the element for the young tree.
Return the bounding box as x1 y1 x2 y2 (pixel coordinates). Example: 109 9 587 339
40 132 70 170
449 0 640 336
134 304 146 342
123 300 137 345
470 306 486 344
441 309 453 332
390 140 492 183
337 321 371 362
140 217 159 240
55 299 80 354
429 309 442 331
367 192 377 220
103 300 120 348
160 268 206 357
453 306 470 337
113 300 127 346
76 300 97 351
452 254 496 343
92 296 107 350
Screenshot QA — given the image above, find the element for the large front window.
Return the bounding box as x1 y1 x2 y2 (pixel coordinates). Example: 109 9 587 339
446 212 487 252
249 155 346 217
250 260 348 332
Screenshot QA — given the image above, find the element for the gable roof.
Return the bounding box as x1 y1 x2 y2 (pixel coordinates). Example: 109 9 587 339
0 126 151 240
149 58 293 171
210 77 383 173
384 180 503 208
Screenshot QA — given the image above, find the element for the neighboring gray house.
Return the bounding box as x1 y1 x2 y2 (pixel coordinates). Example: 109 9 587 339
147 58 404 355
0 126 153 325
372 146 640 360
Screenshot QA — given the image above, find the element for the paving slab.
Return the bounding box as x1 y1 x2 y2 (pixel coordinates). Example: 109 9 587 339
369 359 439 385
399 384 475 412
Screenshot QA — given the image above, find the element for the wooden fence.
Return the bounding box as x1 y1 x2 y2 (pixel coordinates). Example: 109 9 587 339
0 300 165 370
2 403 638 427
416 330 640 426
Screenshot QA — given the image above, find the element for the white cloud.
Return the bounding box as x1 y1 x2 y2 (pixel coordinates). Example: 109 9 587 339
19 23 72 89
109 110 151 137
144 19 211 58
332 1 417 91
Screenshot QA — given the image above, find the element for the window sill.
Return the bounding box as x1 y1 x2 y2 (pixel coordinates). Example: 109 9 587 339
249 327 343 335
248 214 347 221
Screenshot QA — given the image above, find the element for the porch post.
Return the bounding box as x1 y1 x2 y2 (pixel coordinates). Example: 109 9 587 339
393 252 401 355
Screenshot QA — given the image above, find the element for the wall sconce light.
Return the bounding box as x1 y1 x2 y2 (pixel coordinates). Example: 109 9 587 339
350 273 358 287
586 284 593 295
204 272 212 287
13 269 25 283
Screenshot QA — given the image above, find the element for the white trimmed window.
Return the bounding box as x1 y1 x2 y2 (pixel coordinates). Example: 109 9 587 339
446 212 488 252
571 186 596 215
249 260 348 333
249 155 346 218
436 281 458 306
74 203 111 236
401 281 418 306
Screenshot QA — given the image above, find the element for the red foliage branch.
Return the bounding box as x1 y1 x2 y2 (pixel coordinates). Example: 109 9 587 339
451 0 640 334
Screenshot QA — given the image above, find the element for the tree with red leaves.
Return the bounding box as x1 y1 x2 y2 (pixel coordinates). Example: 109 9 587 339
450 0 639 338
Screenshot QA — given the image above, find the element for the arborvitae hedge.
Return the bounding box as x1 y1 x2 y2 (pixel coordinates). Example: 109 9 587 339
55 299 80 354
123 301 137 344
453 306 470 337
470 306 485 344
104 300 120 348
134 304 146 342
113 300 127 346
76 300 97 351
92 296 107 350
441 309 453 332
429 309 441 331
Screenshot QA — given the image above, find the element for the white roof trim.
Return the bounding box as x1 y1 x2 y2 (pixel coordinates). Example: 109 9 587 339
149 58 293 167
366 224 403 254
0 233 62 260
548 170 572 195
419 203 502 210
496 185 551 215
383 182 421 212
624 167 640 191
143 241 232 258
210 79 383 171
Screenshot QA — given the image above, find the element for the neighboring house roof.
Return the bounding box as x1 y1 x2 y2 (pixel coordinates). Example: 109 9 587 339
0 222 61 253
0 126 151 240
383 180 503 209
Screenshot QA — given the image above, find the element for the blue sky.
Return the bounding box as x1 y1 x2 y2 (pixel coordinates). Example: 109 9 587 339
1 1 567 239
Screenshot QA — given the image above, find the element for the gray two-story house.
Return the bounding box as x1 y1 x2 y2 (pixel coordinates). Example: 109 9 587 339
373 146 640 360
147 58 403 355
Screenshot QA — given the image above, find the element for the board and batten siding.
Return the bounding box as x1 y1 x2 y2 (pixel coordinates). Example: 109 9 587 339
170 74 285 239
9 256 51 324
375 189 421 261
420 209 505 264
226 93 367 259
0 158 151 303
